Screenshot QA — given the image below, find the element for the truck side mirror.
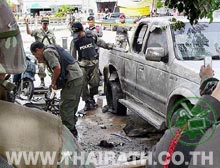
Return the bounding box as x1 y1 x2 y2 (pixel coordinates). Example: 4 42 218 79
145 47 167 62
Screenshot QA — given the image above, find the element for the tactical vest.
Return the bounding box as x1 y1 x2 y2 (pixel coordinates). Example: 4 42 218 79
116 25 128 36
74 34 97 61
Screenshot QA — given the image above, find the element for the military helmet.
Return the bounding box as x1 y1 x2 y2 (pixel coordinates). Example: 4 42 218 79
71 22 84 32
41 17 49 23
87 16 95 21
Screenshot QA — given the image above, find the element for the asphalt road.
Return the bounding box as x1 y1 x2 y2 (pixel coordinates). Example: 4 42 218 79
20 27 163 167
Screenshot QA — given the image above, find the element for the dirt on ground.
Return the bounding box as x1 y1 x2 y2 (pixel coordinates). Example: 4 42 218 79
76 96 164 167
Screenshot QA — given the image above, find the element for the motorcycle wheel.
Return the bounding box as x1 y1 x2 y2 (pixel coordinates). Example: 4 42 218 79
18 78 34 101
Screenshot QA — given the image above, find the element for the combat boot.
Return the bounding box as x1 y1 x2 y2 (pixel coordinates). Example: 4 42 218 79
90 98 98 108
70 127 78 138
40 78 45 87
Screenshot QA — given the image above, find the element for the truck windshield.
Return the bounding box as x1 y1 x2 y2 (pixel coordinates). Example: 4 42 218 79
173 22 220 60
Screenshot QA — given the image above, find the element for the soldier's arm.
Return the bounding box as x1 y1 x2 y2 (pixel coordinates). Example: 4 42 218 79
199 65 219 96
70 40 77 60
44 51 61 90
51 31 56 44
24 19 32 35
97 26 103 37
96 38 114 50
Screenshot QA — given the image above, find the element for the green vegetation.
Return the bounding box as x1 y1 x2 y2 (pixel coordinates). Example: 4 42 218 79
157 0 164 9
55 5 74 17
165 0 220 24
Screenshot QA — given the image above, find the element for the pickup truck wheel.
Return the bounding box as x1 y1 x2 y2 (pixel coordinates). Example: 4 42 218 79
107 81 127 115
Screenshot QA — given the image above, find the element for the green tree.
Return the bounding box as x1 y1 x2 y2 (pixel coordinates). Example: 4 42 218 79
157 0 163 9
55 5 74 17
165 0 220 24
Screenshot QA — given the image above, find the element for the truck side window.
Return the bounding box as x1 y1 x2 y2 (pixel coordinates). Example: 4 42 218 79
145 28 168 53
132 24 148 53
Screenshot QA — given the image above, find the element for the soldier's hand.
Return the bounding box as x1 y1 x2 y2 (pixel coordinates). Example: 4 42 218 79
200 65 214 81
108 43 115 50
24 18 29 25
122 27 128 33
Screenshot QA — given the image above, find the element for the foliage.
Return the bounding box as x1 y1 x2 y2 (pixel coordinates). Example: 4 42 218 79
169 18 185 30
157 0 164 9
6 0 15 8
165 0 220 25
55 5 74 17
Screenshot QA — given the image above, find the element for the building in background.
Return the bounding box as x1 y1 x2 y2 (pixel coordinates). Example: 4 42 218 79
22 0 83 17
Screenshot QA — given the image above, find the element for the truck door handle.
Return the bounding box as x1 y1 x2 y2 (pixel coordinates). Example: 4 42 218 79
139 65 144 71
170 76 177 81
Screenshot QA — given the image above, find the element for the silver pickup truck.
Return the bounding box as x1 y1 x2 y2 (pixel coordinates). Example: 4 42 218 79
103 17 220 130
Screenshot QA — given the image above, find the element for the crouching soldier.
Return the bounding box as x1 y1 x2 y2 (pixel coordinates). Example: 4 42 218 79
0 1 95 167
70 22 114 113
30 42 83 137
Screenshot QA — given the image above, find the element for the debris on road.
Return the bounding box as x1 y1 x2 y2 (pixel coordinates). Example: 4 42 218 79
111 132 132 142
98 140 114 148
100 125 107 129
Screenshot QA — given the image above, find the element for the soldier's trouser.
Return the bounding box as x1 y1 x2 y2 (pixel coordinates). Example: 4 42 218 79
60 77 83 130
38 63 46 80
80 63 100 101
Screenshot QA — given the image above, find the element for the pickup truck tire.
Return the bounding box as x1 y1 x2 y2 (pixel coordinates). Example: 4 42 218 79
108 81 127 115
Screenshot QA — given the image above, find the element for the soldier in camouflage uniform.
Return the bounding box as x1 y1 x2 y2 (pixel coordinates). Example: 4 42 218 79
70 22 114 112
30 41 83 137
85 16 104 86
0 0 26 101
0 2 95 167
115 13 128 49
25 17 56 87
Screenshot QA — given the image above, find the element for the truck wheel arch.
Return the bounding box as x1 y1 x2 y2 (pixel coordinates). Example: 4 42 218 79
166 88 198 126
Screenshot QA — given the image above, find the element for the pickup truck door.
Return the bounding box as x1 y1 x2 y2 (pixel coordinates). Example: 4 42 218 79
136 25 170 115
123 23 149 99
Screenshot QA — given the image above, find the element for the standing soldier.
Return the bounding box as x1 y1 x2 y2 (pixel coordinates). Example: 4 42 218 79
86 16 103 37
30 41 83 137
86 16 103 85
67 15 76 35
70 22 113 112
115 13 128 49
25 17 56 87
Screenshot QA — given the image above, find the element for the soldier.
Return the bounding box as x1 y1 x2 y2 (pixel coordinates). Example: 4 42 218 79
0 2 95 167
86 16 103 37
115 13 128 49
70 22 114 112
30 41 83 137
86 16 103 86
25 17 56 87
67 15 76 35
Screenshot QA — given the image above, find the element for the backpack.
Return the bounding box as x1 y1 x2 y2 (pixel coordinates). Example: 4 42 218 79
46 45 76 89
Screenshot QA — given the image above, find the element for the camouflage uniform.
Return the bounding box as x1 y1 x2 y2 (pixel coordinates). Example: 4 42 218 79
0 0 26 74
115 25 128 49
31 24 56 86
70 22 113 110
44 47 83 132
